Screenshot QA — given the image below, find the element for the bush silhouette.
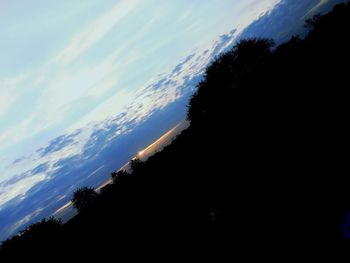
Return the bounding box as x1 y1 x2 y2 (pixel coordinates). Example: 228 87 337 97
71 187 98 213
0 218 62 258
111 170 129 184
129 158 143 173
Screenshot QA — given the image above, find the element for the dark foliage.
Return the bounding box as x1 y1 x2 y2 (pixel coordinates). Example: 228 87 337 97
305 14 322 29
0 218 61 258
71 187 98 213
187 38 274 123
111 169 129 184
129 158 143 172
1 2 350 260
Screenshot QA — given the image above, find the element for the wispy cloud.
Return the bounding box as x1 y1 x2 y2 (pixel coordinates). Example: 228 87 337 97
0 74 24 116
52 0 141 64
0 47 125 152
304 0 331 18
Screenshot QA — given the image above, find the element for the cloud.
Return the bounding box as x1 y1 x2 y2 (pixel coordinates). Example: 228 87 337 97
0 74 24 116
0 111 38 152
235 0 281 32
0 46 126 153
52 0 141 64
0 173 47 207
3 207 44 238
304 0 331 18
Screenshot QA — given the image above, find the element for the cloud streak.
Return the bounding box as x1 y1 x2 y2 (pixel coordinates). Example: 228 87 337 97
52 0 141 64
0 75 24 116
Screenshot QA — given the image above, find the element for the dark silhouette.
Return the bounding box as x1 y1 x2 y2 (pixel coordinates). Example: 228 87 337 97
71 187 98 213
111 169 129 183
305 14 322 29
1 2 350 260
129 158 143 172
0 218 61 258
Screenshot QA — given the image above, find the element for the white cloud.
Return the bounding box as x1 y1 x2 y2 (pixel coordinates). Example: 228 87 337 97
0 173 47 207
235 0 281 32
52 0 141 64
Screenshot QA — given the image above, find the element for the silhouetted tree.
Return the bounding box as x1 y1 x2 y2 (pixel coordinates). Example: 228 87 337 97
72 187 98 213
130 158 143 173
187 38 274 123
19 217 61 237
111 170 129 184
305 14 321 29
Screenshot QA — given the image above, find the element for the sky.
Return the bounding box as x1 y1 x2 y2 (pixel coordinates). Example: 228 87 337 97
0 0 282 180
1 0 339 241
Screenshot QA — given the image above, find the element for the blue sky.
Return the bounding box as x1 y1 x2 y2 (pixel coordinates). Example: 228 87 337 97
0 0 282 180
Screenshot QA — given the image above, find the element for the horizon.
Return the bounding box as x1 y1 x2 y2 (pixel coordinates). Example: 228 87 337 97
53 120 188 223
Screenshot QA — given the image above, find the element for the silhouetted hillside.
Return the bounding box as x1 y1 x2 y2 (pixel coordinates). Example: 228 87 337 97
1 2 350 260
